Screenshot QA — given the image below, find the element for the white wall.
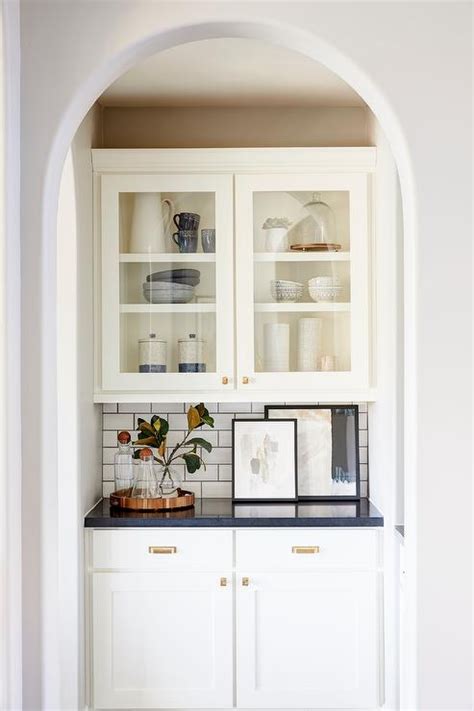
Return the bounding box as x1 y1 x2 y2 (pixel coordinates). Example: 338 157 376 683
57 105 102 710
102 105 369 147
18 2 472 710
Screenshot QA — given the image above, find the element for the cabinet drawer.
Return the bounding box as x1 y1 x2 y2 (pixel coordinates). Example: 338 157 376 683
236 529 379 570
91 529 233 571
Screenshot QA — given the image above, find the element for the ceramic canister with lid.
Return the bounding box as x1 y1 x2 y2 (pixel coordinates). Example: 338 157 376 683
178 333 206 373
138 333 167 373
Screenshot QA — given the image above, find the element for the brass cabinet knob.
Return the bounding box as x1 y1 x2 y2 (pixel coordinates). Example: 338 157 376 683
220 577 227 587
242 576 250 586
242 376 249 384
222 376 229 385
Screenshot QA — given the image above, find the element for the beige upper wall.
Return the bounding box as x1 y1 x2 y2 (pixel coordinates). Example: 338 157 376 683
102 106 371 148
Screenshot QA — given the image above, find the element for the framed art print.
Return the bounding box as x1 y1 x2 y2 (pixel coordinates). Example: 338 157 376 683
232 418 297 502
265 405 360 501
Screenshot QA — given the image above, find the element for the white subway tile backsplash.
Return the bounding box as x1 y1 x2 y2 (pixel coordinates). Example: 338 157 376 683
119 403 151 414
218 402 251 413
219 465 232 481
102 403 369 499
152 402 185 413
218 430 232 447
103 413 134 430
102 481 115 497
103 430 117 447
202 482 232 498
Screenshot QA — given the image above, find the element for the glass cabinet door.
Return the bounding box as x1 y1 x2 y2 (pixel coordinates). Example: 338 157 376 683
99 173 234 392
235 173 370 393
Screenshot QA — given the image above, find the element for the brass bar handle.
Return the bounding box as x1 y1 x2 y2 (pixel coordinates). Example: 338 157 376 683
220 577 227 587
242 376 249 384
148 546 177 555
292 546 320 555
242 576 250 586
222 376 229 385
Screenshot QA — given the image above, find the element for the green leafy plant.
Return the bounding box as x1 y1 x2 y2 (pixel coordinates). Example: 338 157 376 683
132 403 215 479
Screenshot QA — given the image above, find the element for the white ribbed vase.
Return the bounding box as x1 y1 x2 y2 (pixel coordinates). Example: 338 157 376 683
297 318 322 371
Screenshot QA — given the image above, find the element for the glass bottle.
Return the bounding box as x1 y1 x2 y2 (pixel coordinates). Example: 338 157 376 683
131 448 160 499
114 431 134 493
158 464 183 499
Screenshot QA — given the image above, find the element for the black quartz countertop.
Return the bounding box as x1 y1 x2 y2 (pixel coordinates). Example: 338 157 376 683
85 498 383 528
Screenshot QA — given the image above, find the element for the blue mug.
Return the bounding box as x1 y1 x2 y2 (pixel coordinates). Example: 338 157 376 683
173 229 198 253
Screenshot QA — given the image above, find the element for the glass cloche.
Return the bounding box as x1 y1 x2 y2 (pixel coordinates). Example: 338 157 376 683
293 192 336 245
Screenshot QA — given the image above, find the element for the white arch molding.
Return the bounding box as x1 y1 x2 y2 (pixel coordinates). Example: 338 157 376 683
46 19 418 710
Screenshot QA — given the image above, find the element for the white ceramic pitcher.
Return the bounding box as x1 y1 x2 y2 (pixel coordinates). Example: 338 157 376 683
129 193 174 253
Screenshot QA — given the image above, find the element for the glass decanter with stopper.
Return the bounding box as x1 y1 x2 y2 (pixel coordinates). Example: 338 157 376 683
114 431 134 493
131 448 160 499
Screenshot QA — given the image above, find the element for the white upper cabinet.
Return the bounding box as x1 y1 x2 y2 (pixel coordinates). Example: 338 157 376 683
93 149 375 402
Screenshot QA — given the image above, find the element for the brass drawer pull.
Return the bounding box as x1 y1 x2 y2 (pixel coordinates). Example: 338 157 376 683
242 576 250 586
222 376 229 385
242 376 249 384
220 577 227 587
148 546 177 555
292 546 320 554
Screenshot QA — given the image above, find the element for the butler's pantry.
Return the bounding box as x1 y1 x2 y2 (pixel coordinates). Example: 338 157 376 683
59 37 404 710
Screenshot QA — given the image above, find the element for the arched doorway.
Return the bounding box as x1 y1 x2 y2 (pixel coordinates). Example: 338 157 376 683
40 20 416 711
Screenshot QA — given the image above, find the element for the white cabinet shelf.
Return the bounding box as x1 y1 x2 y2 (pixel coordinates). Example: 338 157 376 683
255 302 351 312
254 251 351 262
93 148 374 401
120 303 216 313
119 252 216 263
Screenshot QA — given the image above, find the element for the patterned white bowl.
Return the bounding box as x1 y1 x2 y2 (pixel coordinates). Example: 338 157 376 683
309 285 343 302
308 276 341 288
271 280 304 302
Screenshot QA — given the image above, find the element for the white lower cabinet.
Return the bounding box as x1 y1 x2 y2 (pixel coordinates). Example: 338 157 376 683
236 570 378 708
92 570 233 709
88 528 382 710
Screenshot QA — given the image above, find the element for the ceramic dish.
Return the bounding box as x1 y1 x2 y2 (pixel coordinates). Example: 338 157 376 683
309 285 343 303
308 276 341 287
271 279 304 303
143 289 195 304
147 269 201 287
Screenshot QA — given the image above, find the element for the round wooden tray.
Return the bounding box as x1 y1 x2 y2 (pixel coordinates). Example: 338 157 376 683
110 488 195 511
290 242 341 252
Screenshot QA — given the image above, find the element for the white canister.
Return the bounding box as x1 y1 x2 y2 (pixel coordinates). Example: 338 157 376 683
264 323 290 372
297 318 322 371
138 333 167 373
264 227 289 253
320 354 337 372
178 333 206 373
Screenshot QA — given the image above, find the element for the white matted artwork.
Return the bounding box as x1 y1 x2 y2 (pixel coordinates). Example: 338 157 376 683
265 405 360 500
232 418 297 502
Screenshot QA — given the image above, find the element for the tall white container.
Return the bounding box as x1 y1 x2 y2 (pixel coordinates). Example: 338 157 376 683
297 318 322 371
264 323 290 372
129 193 174 253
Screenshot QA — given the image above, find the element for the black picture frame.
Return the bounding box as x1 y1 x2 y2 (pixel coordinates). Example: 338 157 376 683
232 418 298 503
264 404 360 501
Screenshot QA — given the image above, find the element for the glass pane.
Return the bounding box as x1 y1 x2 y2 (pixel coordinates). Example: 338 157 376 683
118 190 216 374
252 190 351 374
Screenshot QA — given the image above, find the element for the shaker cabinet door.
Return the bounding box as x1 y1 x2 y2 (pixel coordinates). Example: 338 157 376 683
236 570 379 709
92 571 233 709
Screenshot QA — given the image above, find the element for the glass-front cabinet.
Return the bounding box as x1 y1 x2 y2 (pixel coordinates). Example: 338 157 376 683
98 173 234 392
94 149 374 401
235 173 370 392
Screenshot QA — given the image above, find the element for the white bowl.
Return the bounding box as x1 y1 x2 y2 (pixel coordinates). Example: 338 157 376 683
271 280 304 303
309 285 343 303
308 276 341 287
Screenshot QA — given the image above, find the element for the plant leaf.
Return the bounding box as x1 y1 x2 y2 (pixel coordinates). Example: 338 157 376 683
187 406 201 431
181 452 202 473
187 437 213 453
159 418 169 437
132 436 156 447
139 421 156 436
152 418 161 433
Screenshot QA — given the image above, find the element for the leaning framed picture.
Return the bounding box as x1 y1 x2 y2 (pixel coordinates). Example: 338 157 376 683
232 418 297 502
265 405 360 501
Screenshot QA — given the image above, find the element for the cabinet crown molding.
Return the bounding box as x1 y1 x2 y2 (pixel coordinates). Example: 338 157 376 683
92 147 377 174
